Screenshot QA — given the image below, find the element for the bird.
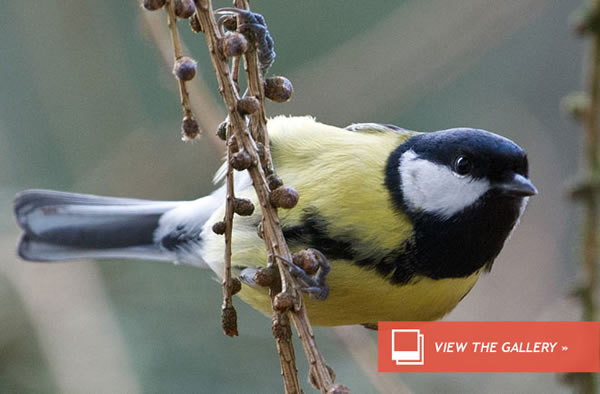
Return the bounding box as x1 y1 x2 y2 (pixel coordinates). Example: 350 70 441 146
13 116 537 326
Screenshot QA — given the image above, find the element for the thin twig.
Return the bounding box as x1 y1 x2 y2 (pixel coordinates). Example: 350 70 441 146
232 55 242 93
234 0 271 170
333 327 413 394
227 1 301 390
581 0 600 325
194 1 337 392
579 2 600 393
164 0 194 119
234 1 337 391
221 132 238 336
139 11 225 149
271 307 302 394
565 2 600 393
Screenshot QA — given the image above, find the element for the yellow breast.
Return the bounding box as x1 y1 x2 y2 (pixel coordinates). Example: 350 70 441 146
236 258 480 325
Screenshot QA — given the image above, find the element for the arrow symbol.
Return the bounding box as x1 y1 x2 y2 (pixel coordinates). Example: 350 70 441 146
562 346 568 351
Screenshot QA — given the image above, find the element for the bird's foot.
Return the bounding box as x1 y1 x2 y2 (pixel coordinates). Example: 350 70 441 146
282 249 330 301
215 8 275 73
238 249 330 301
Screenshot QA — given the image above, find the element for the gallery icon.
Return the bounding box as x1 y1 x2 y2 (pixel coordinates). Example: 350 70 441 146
391 329 425 365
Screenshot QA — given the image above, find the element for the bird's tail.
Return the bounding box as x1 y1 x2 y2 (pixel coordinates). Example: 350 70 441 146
14 189 181 263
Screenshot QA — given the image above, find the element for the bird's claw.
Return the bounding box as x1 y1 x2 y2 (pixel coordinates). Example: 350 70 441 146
215 8 275 73
216 7 266 26
301 286 329 301
241 251 331 301
278 250 330 301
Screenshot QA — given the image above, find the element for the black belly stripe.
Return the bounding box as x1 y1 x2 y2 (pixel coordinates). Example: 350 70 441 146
282 208 419 284
282 215 354 261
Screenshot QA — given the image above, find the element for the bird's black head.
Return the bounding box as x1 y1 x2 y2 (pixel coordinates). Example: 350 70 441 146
386 128 536 220
385 128 537 279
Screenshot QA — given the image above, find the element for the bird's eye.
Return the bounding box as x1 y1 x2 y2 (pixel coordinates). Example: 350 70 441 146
453 155 472 175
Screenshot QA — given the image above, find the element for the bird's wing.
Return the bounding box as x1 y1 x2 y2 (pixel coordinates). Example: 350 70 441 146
266 116 416 259
212 118 412 184
207 116 417 266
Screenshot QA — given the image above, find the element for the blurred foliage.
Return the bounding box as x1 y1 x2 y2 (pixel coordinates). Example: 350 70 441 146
0 0 588 393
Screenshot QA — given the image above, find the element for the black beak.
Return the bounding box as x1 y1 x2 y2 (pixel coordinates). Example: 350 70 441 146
494 174 538 197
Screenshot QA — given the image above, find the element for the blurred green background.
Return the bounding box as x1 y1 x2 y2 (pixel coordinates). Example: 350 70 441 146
0 0 591 393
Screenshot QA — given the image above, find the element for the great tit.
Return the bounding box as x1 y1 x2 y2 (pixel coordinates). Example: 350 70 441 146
14 116 537 326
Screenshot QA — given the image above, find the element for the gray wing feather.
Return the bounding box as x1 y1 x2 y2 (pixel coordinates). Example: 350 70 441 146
18 234 174 263
344 123 410 134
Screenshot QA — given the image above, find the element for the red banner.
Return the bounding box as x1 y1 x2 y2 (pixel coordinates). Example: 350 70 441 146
378 321 599 372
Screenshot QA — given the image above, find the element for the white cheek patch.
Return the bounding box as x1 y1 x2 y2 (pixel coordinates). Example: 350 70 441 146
399 150 490 219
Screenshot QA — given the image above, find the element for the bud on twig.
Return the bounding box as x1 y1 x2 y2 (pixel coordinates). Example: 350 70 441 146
173 57 197 81
237 96 260 115
230 278 242 295
216 121 228 140
267 174 283 190
212 221 227 235
142 0 165 11
222 305 239 337
265 76 293 103
273 292 294 312
174 0 195 19
255 266 278 287
270 186 299 209
230 150 253 171
293 249 321 276
190 15 203 33
181 116 200 140
233 198 255 216
222 32 248 58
